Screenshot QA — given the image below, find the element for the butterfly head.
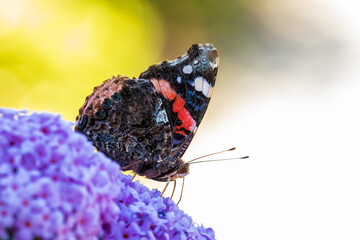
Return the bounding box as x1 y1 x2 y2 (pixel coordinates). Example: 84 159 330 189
176 160 190 178
154 158 190 181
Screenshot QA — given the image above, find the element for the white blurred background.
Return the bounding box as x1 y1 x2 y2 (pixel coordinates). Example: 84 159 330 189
141 1 360 239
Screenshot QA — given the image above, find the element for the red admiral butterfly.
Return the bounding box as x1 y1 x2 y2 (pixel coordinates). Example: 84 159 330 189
75 44 219 201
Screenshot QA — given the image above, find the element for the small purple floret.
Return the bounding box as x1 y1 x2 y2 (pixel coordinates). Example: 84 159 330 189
0 108 215 240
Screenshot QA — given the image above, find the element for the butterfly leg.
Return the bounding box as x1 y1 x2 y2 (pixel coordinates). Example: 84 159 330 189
170 180 176 199
176 177 185 205
132 173 137 181
161 178 171 197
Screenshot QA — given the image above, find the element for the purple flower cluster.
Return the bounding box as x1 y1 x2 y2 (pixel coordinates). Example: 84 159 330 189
107 175 215 240
0 108 215 240
0 108 121 240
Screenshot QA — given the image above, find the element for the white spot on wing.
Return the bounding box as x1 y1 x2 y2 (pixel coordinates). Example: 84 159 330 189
183 65 193 74
202 80 212 98
156 109 168 123
209 57 218 69
194 76 203 92
194 76 212 98
177 76 181 83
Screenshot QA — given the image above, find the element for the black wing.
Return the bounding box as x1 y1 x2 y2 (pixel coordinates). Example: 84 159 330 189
139 43 219 161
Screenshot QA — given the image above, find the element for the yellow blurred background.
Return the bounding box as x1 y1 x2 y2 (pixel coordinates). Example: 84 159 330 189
0 0 165 120
1 0 360 239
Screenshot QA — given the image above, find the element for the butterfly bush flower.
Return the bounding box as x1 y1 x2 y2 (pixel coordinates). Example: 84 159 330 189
0 108 215 240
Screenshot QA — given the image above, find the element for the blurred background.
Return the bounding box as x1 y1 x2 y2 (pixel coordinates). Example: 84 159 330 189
1 0 360 239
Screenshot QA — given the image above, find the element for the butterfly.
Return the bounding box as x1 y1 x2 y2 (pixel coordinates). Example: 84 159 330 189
75 43 219 202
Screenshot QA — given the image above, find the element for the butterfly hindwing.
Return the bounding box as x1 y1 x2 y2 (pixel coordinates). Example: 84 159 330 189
75 76 173 175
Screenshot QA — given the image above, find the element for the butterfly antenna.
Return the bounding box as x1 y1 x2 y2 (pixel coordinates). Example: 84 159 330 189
186 147 237 165
188 156 249 165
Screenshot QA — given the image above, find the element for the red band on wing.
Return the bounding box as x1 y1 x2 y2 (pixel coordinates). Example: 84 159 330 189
151 79 176 100
151 79 196 134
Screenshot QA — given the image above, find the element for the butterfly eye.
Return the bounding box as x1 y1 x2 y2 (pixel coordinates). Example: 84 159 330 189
201 57 208 63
